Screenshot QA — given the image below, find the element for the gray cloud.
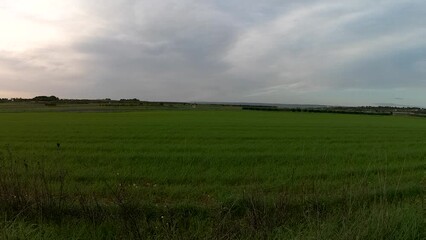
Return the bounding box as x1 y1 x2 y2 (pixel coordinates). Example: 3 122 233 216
1 0 425 106
72 0 250 100
221 0 426 103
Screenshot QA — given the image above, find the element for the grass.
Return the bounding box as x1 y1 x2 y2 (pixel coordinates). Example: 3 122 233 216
0 109 424 239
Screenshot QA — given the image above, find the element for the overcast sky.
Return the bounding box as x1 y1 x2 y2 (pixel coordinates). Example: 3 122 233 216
0 0 425 106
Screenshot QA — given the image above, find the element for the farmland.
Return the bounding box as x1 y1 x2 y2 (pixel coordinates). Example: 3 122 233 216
0 108 424 239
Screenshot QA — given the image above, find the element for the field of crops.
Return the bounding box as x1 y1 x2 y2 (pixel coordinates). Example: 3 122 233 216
0 109 424 239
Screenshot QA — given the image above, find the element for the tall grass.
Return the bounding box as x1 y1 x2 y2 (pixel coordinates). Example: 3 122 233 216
0 154 423 239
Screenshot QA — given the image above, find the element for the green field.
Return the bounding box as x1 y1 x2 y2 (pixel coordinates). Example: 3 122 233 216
0 110 424 239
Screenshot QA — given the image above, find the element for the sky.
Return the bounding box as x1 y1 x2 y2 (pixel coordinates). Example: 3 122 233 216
0 0 425 107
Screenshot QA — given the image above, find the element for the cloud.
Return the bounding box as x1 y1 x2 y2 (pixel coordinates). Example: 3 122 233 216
73 0 241 100
225 0 426 96
0 0 105 97
0 48 92 97
0 0 425 106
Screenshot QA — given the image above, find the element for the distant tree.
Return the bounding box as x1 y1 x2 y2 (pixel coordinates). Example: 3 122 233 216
119 98 140 102
11 98 26 102
33 96 59 101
